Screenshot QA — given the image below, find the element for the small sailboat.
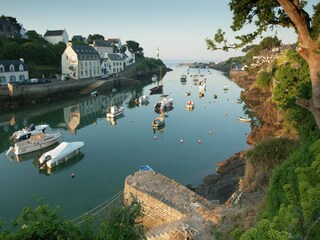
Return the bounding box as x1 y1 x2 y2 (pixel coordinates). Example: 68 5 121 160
152 115 165 129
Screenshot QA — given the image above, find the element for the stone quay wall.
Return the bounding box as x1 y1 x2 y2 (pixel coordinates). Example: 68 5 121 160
124 178 187 230
7 79 96 99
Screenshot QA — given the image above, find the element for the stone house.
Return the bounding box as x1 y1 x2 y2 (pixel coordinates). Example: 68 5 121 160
90 40 114 58
44 29 69 44
61 43 101 80
0 59 29 85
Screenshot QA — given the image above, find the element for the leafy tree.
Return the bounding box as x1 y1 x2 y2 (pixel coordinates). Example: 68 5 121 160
0 15 21 32
206 1 320 129
126 40 144 56
87 34 105 44
97 198 145 240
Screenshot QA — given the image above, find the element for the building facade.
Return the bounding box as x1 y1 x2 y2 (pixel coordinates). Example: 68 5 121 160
106 53 124 75
90 40 114 58
44 29 69 44
0 59 29 85
61 43 101 80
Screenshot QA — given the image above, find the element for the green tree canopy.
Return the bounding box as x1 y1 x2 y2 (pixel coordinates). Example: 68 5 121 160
87 34 105 44
206 1 320 129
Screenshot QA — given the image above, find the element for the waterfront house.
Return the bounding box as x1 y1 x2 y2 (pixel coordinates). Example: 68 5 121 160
90 40 114 58
105 53 124 75
122 49 135 67
0 59 29 85
61 43 102 80
44 29 69 44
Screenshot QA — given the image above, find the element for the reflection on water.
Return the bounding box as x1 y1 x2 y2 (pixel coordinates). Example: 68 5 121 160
0 66 253 226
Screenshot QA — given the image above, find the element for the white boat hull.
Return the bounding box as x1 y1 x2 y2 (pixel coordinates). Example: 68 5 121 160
39 141 84 168
13 132 62 156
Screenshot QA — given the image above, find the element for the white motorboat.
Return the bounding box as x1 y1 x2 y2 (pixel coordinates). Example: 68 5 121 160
39 141 84 168
154 98 173 111
6 132 62 156
10 123 49 142
138 95 149 104
106 106 125 118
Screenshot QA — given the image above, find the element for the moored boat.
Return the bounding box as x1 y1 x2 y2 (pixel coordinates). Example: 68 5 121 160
154 98 174 112
10 123 49 142
39 141 84 168
138 95 149 104
150 85 163 94
106 106 125 118
186 100 194 110
152 115 165 129
238 116 252 122
180 74 187 82
6 132 62 156
139 165 153 171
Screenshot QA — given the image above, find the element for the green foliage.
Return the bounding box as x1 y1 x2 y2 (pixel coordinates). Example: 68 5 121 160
135 58 165 72
256 71 272 88
97 198 145 240
125 40 144 56
245 138 298 187
311 3 320 40
241 136 320 239
0 198 145 239
87 34 104 44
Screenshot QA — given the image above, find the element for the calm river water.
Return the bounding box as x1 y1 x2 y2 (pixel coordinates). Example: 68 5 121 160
0 63 252 225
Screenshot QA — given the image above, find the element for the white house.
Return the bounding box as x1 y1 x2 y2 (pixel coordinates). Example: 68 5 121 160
122 49 135 67
105 53 124 75
90 40 114 58
61 43 101 80
107 38 122 51
0 59 29 85
44 29 69 44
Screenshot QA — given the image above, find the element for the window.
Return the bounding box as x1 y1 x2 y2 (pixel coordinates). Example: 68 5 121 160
19 75 25 81
10 75 16 82
0 76 6 84
9 65 15 72
0 65 4 72
19 64 24 71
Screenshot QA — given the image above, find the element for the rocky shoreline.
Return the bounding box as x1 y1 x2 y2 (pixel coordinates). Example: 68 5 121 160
193 70 292 203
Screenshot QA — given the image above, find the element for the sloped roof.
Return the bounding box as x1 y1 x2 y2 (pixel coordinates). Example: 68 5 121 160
93 40 112 47
107 38 120 44
107 53 123 61
72 45 100 56
0 60 28 71
44 30 64 37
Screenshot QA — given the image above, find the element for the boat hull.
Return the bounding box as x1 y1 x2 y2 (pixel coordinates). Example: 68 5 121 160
39 141 84 168
14 132 62 156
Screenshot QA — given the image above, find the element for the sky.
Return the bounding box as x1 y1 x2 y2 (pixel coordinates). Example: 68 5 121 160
0 0 318 62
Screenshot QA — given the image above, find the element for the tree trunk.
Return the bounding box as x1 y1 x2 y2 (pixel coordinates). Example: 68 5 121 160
296 55 320 128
